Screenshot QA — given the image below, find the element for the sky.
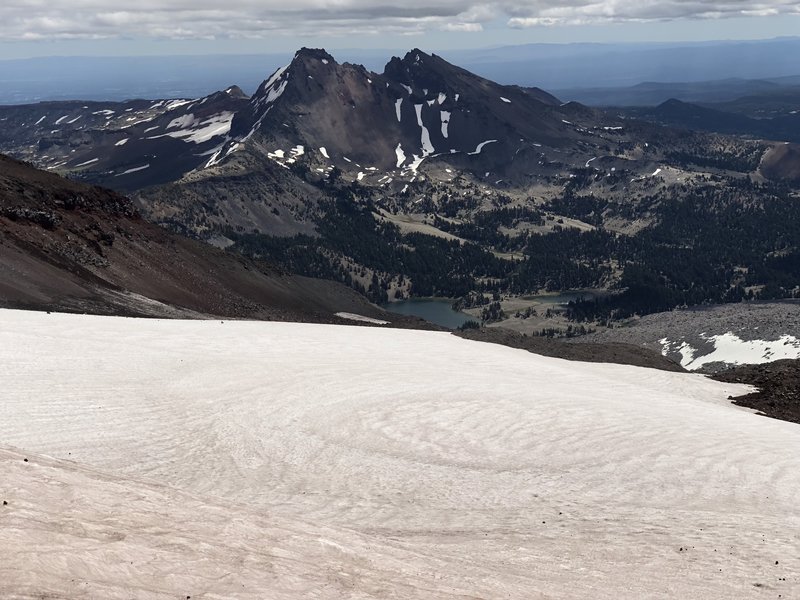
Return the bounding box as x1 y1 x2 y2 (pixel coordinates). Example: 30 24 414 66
1 1 799 59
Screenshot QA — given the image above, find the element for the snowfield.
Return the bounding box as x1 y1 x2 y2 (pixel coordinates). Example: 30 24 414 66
661 332 800 370
1 309 799 599
159 111 234 144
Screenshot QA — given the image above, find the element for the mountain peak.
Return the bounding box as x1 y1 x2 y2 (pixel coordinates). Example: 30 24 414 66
382 49 467 98
292 47 336 66
223 85 248 100
206 45 586 176
403 49 432 64
385 49 459 77
248 49 338 112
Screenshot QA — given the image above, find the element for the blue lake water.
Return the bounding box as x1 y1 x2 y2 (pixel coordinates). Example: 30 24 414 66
382 299 475 329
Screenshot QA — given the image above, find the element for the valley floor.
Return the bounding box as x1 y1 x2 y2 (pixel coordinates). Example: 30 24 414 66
1 309 798 598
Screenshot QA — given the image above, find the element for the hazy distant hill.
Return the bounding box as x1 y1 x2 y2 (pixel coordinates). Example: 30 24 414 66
623 98 800 143
3 37 800 105
556 78 789 107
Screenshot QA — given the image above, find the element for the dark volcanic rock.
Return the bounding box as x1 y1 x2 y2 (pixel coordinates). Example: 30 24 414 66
224 47 594 175
0 153 415 326
454 327 685 372
713 359 800 425
761 143 800 183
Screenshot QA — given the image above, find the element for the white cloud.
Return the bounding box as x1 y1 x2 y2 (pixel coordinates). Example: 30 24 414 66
440 22 483 32
504 0 800 27
0 0 797 40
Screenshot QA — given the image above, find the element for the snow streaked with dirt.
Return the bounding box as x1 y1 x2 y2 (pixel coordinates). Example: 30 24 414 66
469 139 498 155
114 163 150 176
256 64 290 108
394 142 406 167
335 311 390 324
662 332 800 370
582 301 800 373
414 103 434 156
440 110 451 139
1 309 799 599
159 111 234 144
165 99 192 111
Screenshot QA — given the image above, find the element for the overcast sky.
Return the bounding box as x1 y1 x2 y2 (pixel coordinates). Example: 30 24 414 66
1 0 799 58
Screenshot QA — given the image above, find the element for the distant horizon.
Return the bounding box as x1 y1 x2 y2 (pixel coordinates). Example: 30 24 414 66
2 35 800 106
1 34 800 62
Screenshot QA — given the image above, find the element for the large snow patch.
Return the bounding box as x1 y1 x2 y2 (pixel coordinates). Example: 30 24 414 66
0 309 798 599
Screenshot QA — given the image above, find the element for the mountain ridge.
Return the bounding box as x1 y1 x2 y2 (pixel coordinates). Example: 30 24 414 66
0 153 410 324
3 48 800 325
